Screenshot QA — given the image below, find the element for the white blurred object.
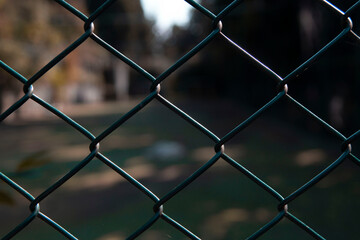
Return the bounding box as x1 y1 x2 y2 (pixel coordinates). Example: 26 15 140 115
146 140 186 161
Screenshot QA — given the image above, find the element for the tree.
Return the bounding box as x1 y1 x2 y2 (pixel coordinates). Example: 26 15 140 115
172 0 360 133
86 0 154 100
0 0 81 113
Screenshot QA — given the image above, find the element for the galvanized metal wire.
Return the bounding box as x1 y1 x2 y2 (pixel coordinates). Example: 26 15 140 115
1 0 360 239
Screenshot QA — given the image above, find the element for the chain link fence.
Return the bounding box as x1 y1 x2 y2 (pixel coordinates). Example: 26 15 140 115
1 0 360 239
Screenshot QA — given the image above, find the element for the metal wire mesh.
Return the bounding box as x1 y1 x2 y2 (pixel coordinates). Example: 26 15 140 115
1 0 360 239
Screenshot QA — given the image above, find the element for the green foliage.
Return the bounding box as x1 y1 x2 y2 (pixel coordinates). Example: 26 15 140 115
0 189 15 206
86 0 154 57
15 151 51 173
0 0 81 74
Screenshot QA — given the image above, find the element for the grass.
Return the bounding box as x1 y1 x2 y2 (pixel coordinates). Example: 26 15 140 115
0 99 360 239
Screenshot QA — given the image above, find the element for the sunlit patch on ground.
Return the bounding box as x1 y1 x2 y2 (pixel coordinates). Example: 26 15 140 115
200 207 273 239
64 161 156 191
51 144 89 162
102 134 155 151
294 148 327 167
96 232 125 240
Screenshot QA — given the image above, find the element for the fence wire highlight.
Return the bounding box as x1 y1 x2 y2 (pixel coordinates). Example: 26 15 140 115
1 0 360 239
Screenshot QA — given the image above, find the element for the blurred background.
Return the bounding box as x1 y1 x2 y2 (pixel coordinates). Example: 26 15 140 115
1 0 360 239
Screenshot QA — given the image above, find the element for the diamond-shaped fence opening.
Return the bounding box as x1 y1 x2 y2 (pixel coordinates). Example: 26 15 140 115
163 160 281 239
288 162 360 239
1 0 360 239
36 165 157 239
0 182 30 237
